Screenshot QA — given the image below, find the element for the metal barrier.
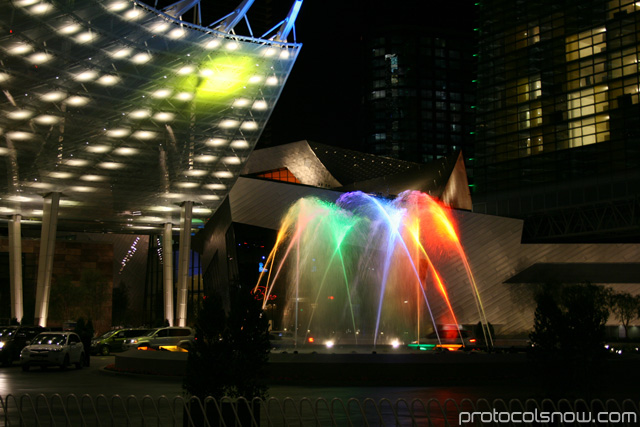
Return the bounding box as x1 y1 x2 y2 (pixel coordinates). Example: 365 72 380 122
1 394 639 426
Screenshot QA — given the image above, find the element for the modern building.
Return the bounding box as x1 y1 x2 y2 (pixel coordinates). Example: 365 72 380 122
473 0 640 242
0 0 303 327
359 1 477 166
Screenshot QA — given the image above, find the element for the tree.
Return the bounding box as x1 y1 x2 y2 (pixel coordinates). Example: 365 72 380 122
608 292 640 339
183 283 270 401
529 282 610 394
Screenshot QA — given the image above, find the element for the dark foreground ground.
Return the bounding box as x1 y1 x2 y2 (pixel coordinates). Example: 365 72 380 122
110 346 640 400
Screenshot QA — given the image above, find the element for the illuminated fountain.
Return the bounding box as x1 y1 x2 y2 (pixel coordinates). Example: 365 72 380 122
255 190 492 349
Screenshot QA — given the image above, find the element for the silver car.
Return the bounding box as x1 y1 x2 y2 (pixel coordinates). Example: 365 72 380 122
122 327 194 350
20 332 86 371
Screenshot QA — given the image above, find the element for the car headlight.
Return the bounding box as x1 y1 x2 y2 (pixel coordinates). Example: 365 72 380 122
0 341 4 349
131 339 138 344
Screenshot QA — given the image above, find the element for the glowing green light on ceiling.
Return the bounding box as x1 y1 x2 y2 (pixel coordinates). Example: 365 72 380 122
176 55 257 101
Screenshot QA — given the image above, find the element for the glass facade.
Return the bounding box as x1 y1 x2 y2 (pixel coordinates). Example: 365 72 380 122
474 0 640 241
0 0 300 234
361 3 477 166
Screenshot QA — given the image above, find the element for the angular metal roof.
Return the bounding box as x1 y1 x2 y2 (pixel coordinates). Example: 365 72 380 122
0 0 301 233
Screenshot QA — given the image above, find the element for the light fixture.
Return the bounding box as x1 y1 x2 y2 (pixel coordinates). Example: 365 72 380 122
75 32 97 43
176 182 199 188
41 91 66 101
130 109 151 119
80 175 106 181
6 131 32 140
195 155 217 163
30 3 53 15
111 48 132 59
266 76 278 86
66 96 90 106
114 147 138 156
233 98 250 107
205 183 226 190
220 119 239 129
205 138 227 147
28 52 52 64
133 130 156 140
70 186 96 193
9 43 32 54
97 75 119 86
106 128 130 138
178 65 194 75
241 121 258 130
175 92 193 101
152 88 172 98
59 23 81 35
223 156 241 164
34 115 60 125
7 110 34 120
184 169 207 177
214 171 233 178
48 171 73 179
64 159 89 167
124 8 143 20
230 140 249 149
132 53 151 64
107 1 128 12
150 22 170 33
205 39 220 49
169 28 185 39
98 162 124 169
252 100 268 110
153 112 174 122
74 70 98 81
86 145 111 153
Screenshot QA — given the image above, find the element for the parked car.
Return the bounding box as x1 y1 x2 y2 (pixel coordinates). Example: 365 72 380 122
0 326 48 366
20 331 86 371
122 327 195 350
91 328 153 356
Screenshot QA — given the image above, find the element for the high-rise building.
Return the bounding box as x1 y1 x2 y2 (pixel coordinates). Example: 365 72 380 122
360 1 477 165
474 0 640 242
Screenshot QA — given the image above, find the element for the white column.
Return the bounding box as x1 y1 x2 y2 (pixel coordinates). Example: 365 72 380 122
163 223 174 326
8 214 23 323
175 201 193 327
34 192 60 327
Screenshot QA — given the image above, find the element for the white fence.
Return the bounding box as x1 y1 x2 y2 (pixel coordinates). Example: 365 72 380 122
1 394 639 426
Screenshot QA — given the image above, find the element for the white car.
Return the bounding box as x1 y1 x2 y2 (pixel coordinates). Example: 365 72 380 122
20 332 86 371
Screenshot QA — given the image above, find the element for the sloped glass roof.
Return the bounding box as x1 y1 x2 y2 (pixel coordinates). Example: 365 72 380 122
0 0 300 233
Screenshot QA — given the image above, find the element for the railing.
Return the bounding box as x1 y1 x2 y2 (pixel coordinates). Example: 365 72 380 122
1 394 639 426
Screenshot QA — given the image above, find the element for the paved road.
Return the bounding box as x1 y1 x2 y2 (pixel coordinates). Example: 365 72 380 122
2 354 639 402
0 354 548 402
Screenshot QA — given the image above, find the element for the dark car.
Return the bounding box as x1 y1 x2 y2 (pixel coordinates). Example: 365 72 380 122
0 325 48 366
90 328 153 356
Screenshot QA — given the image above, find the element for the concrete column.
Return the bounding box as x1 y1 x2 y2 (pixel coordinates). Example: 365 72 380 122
175 201 193 327
163 223 174 326
34 192 60 327
8 214 23 323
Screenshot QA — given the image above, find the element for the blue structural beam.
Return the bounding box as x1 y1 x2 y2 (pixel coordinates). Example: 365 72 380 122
274 0 303 42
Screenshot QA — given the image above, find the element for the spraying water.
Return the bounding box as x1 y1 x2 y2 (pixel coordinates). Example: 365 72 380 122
254 190 491 348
